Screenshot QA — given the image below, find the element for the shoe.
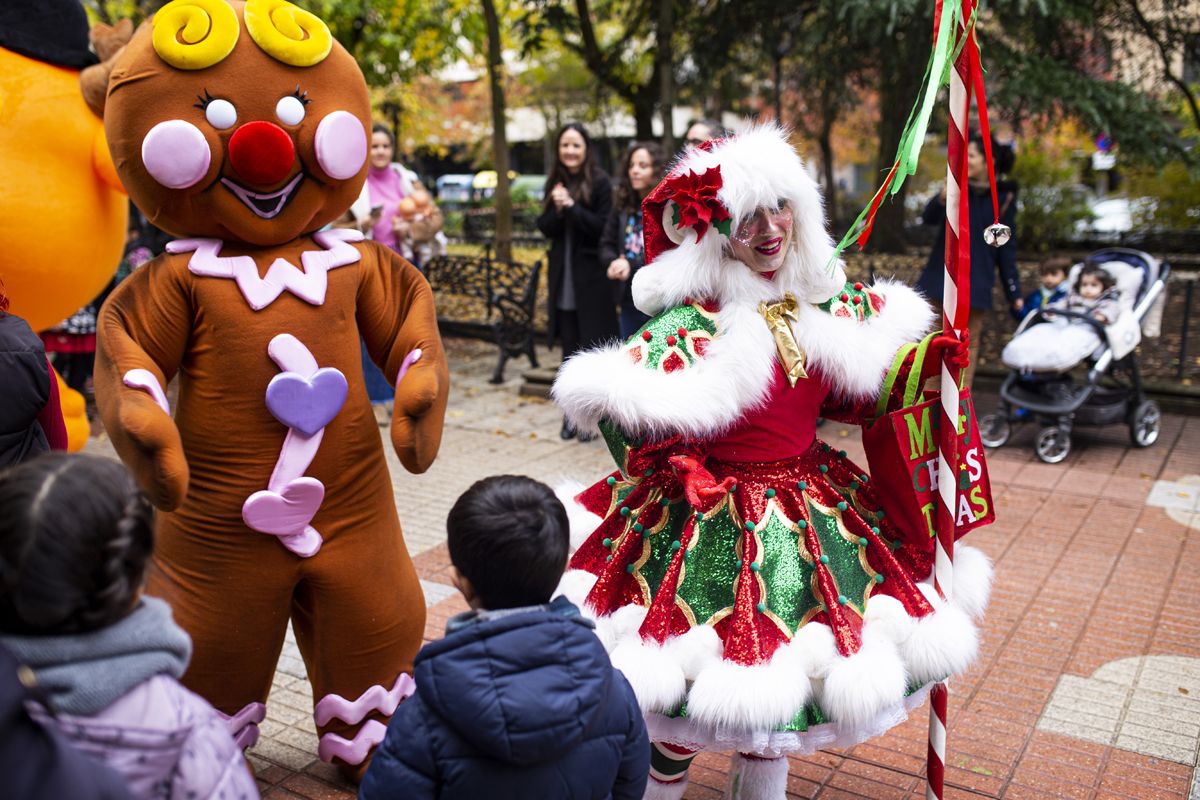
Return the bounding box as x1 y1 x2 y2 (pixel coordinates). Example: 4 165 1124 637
560 419 576 440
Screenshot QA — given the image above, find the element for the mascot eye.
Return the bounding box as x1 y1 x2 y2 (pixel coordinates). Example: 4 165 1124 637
204 98 238 130
276 94 307 126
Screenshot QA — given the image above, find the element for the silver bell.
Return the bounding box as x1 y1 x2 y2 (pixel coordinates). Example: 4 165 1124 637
983 223 1012 247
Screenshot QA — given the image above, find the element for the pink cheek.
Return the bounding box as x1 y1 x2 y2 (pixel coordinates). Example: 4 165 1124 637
141 120 213 189
315 111 367 180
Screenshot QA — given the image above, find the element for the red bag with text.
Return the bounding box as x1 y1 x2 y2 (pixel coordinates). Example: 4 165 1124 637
861 339 995 558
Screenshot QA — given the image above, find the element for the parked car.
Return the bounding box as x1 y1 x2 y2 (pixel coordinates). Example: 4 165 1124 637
435 174 475 205
510 174 547 204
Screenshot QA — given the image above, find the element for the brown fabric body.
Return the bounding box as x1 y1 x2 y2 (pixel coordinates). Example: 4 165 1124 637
95 237 447 767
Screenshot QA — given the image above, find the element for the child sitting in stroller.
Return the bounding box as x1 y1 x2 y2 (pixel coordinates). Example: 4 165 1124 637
1002 263 1120 373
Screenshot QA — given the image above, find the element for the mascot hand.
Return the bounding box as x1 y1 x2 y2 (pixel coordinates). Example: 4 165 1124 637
116 391 188 510
667 453 736 513
390 349 446 474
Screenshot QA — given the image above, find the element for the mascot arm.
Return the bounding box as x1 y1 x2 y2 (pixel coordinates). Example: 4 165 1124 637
94 260 191 510
357 246 449 474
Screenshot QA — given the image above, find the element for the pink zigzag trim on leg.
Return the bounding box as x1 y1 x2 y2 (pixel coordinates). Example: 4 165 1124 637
122 369 170 415
167 229 363 311
215 702 266 750
318 719 388 765
314 672 416 727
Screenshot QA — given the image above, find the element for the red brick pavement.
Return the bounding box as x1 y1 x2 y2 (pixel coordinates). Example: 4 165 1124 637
251 407 1200 799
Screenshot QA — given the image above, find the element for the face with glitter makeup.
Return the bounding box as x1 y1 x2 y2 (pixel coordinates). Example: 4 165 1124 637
730 202 794 273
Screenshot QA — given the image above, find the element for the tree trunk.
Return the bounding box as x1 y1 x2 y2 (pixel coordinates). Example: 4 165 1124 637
482 0 512 261
656 0 675 151
870 43 924 253
633 92 656 140
818 120 836 229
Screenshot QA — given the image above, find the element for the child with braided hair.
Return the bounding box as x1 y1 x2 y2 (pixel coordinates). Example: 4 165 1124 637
0 454 259 800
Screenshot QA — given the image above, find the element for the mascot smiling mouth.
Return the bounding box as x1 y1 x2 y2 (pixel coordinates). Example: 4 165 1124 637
221 173 304 219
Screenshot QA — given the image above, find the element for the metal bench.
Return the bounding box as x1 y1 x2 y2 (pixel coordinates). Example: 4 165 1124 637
423 247 542 384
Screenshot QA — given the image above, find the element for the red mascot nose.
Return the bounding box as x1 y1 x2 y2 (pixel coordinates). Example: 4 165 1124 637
227 121 296 186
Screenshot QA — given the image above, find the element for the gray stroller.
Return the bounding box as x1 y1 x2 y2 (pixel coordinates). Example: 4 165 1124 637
979 248 1168 463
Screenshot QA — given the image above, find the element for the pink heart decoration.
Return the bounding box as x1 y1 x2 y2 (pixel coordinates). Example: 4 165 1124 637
242 477 325 536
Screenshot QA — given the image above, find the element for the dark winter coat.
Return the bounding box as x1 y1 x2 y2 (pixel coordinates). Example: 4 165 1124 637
917 182 1020 311
0 313 52 467
599 205 646 311
537 171 619 348
0 643 132 800
359 597 650 800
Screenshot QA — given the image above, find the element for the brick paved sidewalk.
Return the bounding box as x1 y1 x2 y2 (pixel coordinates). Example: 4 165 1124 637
85 338 1200 799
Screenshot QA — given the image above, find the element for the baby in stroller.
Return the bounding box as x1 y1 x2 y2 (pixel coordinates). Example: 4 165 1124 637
979 248 1167 463
1002 263 1121 373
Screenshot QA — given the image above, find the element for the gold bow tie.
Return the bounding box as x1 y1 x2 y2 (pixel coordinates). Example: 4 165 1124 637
759 293 808 387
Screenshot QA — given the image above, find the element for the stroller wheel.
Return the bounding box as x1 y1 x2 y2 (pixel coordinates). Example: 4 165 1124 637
1035 426 1071 464
1129 401 1161 447
980 413 1012 448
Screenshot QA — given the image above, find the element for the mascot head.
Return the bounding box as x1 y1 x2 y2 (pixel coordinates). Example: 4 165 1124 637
105 0 369 246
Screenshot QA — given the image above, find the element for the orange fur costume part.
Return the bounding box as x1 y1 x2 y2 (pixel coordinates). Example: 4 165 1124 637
94 0 448 776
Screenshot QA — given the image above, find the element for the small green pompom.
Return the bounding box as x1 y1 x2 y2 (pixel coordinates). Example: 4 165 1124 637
620 507 631 517
837 595 848 605
670 540 681 552
819 554 829 565
858 537 869 546
602 537 612 548
819 465 829 474
606 476 616 486
633 523 644 533
797 481 808 490
744 520 755 531
837 501 848 512
874 573 885 584
749 561 760 572
756 602 766 613
765 488 776 499
626 563 635 573
798 520 808 529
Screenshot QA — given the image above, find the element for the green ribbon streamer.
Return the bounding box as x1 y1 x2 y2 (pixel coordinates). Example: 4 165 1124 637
826 3 980 271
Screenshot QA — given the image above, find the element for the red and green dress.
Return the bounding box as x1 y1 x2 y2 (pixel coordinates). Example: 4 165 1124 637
553 280 991 755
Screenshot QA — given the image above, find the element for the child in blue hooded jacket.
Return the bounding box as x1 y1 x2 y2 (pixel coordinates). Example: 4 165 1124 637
360 475 649 800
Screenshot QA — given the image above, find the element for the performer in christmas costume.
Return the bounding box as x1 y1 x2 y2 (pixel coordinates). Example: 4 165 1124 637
94 0 448 778
552 126 992 798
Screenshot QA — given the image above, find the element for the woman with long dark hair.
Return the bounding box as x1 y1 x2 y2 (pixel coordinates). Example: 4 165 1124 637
537 123 616 440
602 141 666 338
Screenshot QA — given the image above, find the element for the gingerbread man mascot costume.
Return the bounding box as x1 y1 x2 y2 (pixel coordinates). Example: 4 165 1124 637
95 0 449 775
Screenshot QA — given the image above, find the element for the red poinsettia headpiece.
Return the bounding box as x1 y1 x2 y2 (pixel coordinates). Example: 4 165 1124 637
642 151 734 267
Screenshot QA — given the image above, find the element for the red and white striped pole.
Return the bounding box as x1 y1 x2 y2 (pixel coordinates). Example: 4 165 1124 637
928 0 975 797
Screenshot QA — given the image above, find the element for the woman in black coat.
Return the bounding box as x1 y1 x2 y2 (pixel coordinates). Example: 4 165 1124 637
601 141 665 339
537 123 617 440
916 133 1021 386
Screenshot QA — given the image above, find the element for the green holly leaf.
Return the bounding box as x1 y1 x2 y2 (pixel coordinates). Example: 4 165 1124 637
671 202 681 228
714 217 732 237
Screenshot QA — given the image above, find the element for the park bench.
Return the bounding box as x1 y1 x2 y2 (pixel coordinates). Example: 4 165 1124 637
423 247 542 384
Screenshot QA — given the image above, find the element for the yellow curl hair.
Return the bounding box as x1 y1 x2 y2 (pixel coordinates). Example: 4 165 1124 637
245 0 333 67
152 0 240 70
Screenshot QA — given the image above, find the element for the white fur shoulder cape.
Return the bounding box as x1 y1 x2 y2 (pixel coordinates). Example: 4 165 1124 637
553 278 935 440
